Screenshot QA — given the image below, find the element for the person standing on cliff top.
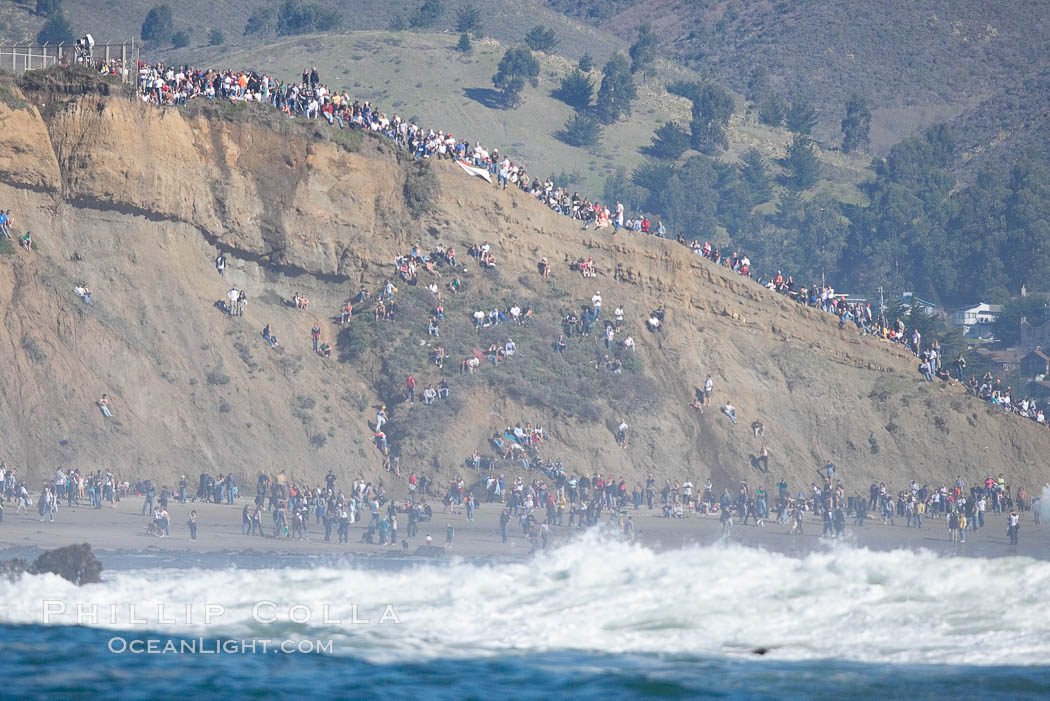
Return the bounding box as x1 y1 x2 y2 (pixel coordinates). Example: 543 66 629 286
215 254 225 276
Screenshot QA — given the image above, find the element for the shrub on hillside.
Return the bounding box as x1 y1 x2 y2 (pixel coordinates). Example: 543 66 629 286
403 160 440 218
208 29 225 46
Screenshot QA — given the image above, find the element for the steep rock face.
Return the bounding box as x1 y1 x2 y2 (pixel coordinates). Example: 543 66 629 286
0 84 61 190
42 97 403 276
0 83 1046 496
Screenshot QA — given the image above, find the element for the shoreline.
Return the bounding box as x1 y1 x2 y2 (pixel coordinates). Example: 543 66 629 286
2 498 1047 568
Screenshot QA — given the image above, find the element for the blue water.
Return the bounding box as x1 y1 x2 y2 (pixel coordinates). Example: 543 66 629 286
3 623 1049 700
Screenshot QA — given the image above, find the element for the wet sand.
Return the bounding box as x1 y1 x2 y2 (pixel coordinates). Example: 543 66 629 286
1 496 1047 568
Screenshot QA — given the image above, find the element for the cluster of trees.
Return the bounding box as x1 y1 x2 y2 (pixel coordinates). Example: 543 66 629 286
454 6 482 53
34 0 74 44
545 24 655 147
243 1 340 37
746 67 871 153
617 113 1050 310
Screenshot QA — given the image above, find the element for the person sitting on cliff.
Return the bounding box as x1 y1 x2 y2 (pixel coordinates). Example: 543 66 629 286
751 419 765 437
98 394 113 418
74 284 93 306
422 387 437 405
722 402 737 425
20 231 32 251
538 258 550 278
340 300 353 323
319 341 332 358
262 324 279 346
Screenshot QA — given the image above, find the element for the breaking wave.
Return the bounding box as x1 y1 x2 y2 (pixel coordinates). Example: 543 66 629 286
3 533 1049 666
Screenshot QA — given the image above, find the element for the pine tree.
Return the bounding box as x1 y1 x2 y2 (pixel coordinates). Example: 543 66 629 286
758 94 784 127
577 53 593 73
647 121 690 160
841 94 872 153
557 113 602 147
595 53 636 124
492 46 540 108
141 4 174 43
784 135 820 190
739 149 772 204
785 100 817 136
553 70 594 110
455 6 482 36
689 83 734 154
457 32 472 54
36 10 74 43
409 0 444 28
524 26 557 53
629 22 658 75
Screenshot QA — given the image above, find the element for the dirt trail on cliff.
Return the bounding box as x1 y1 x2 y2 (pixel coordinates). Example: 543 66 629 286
0 75 1046 497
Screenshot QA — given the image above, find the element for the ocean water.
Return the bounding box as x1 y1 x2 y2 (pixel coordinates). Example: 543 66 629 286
3 534 1050 699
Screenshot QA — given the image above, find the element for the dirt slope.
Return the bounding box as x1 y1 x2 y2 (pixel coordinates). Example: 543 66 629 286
0 77 1046 496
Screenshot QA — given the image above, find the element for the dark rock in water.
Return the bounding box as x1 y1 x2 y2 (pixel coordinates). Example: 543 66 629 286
413 545 447 558
0 544 102 585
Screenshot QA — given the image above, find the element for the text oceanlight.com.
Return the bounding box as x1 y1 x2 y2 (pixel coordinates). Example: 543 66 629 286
41 601 401 625
108 637 335 654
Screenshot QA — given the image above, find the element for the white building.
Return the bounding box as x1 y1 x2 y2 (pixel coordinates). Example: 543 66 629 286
952 302 1002 337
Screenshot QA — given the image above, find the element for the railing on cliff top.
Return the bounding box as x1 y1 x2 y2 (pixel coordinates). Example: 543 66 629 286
0 40 138 83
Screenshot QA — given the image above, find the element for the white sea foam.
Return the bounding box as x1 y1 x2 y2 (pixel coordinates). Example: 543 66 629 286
2 534 1049 665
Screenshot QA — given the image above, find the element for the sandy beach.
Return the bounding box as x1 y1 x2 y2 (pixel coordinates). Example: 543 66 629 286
1 495 1047 567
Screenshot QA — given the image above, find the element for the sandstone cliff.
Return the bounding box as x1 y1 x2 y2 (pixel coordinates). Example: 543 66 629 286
0 71 1045 496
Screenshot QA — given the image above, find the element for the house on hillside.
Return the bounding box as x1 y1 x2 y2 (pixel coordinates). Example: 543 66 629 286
973 347 1024 376
1020 349 1050 378
952 302 1002 338
899 292 938 317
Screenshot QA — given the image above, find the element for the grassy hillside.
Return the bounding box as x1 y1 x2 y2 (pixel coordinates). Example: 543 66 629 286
185 30 870 204
580 0 1050 153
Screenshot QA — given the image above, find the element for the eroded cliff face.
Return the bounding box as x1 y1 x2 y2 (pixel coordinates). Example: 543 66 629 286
0 79 1045 495
42 96 404 276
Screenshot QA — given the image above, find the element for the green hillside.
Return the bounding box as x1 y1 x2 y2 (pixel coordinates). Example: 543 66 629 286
568 0 1050 152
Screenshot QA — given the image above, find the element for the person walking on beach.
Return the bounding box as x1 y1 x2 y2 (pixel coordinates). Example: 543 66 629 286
1008 510 1020 545
141 481 155 515
188 510 198 540
445 522 455 547
720 502 732 536
500 508 510 543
